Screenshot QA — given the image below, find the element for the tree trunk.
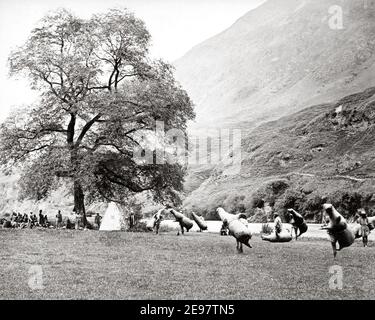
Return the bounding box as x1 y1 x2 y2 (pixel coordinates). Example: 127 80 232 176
74 180 87 227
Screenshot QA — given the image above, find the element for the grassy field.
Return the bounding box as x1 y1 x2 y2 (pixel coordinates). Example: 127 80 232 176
0 229 374 300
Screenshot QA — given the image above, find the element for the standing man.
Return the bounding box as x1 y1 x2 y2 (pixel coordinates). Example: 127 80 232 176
75 211 82 230
32 213 38 227
44 214 49 228
94 213 102 230
358 209 370 247
274 212 283 238
220 222 229 236
56 210 63 229
152 209 164 235
38 210 44 227
129 210 135 229
10 213 17 228
28 212 34 228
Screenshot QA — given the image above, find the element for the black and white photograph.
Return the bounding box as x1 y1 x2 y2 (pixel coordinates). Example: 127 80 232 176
0 0 375 304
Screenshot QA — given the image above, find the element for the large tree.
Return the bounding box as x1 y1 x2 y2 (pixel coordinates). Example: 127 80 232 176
0 8 194 224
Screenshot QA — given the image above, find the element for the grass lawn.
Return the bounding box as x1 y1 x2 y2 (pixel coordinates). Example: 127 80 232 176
0 229 374 300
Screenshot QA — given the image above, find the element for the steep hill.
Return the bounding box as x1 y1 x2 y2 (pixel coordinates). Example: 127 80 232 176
183 87 375 220
175 0 375 130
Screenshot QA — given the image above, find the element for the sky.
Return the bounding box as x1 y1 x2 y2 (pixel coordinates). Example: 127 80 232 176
0 0 265 121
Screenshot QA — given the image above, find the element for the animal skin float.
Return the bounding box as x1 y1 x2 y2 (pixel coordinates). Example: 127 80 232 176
261 229 293 242
168 209 194 234
191 212 208 231
287 209 308 240
217 207 252 252
321 204 355 258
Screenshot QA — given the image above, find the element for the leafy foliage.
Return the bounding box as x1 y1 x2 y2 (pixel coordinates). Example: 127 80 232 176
0 8 195 215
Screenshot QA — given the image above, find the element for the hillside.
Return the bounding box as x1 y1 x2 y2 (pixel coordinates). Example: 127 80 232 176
183 87 375 220
175 0 375 215
175 0 375 130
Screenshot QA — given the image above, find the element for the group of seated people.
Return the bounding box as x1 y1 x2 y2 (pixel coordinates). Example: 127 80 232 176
1 209 103 230
1 210 51 229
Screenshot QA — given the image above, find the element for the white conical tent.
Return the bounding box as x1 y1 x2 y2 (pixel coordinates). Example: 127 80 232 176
99 202 125 231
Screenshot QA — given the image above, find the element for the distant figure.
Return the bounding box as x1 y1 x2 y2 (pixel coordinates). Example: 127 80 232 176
2 218 12 228
274 212 283 237
20 213 29 229
129 211 135 229
358 209 370 247
56 210 63 229
152 209 164 235
32 213 38 227
94 213 102 230
44 215 49 227
28 212 34 228
38 210 44 226
10 213 18 228
220 222 229 236
75 212 82 230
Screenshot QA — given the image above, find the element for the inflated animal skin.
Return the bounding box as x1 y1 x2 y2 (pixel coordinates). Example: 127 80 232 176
217 207 252 253
191 212 208 231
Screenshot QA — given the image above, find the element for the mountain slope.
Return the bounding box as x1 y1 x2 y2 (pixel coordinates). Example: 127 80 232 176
175 0 375 130
183 87 375 220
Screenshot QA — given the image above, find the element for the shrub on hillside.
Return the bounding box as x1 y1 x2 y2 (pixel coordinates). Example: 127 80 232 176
362 193 375 211
223 194 246 213
266 180 289 196
245 179 290 213
300 193 327 221
249 196 265 209
341 192 363 217
327 191 363 218
244 189 266 213
205 209 221 220
247 208 269 223
274 189 305 213
303 194 326 212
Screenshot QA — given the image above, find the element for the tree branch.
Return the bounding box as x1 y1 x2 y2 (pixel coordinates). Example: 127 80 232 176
101 165 159 193
75 113 102 146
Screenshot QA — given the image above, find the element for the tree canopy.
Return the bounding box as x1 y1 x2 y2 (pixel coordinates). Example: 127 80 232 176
0 8 195 220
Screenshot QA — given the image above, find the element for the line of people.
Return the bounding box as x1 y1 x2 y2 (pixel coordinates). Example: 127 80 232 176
2 210 50 229
1 209 103 230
